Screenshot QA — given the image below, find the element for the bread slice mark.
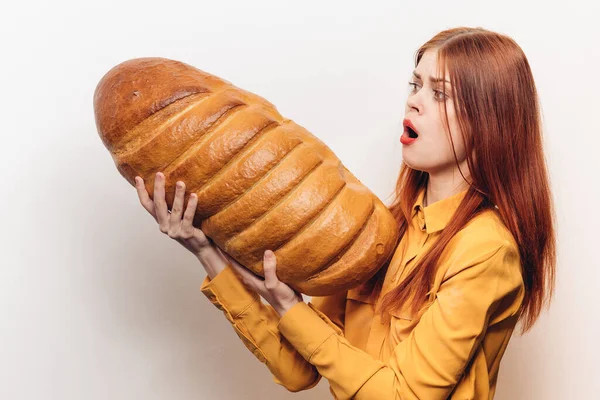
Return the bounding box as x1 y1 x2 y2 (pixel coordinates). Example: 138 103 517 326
170 116 282 195
228 159 346 266
294 169 399 294
96 74 212 153
199 142 323 243
201 143 324 242
115 87 246 161
298 205 391 296
164 102 279 172
208 142 314 225
248 181 350 278
115 96 248 181
160 102 249 174
245 178 373 281
274 178 376 283
237 153 325 234
188 121 303 218
304 202 377 283
270 182 351 279
148 87 211 115
113 91 213 157
216 141 314 246
291 201 377 284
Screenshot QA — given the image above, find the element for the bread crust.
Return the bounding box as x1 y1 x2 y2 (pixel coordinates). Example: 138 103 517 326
94 57 399 295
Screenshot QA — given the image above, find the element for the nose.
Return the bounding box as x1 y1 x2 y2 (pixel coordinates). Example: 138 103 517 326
406 91 422 115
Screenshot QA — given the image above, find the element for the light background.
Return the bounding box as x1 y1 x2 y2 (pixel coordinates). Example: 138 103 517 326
2 1 598 398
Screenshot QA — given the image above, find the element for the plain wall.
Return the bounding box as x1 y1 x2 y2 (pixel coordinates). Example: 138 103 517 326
2 0 599 398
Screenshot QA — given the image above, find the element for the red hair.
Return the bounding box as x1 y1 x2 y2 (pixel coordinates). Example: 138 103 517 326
371 27 556 334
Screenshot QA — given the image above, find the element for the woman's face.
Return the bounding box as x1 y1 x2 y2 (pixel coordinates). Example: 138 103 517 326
402 49 469 176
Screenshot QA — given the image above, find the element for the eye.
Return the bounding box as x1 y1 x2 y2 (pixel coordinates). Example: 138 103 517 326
408 81 421 93
433 90 448 101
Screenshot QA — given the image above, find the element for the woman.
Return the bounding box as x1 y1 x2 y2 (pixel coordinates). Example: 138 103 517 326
134 27 556 399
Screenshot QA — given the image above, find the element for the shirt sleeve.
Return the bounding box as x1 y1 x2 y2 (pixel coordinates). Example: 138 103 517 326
307 290 348 334
277 243 525 400
199 262 346 392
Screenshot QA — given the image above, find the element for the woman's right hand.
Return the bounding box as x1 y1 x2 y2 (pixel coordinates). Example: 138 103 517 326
134 171 215 257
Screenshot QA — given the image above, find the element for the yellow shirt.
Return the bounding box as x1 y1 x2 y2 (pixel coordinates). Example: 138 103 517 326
200 186 525 399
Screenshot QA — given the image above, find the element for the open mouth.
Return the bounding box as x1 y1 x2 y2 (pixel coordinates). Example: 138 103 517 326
407 126 419 138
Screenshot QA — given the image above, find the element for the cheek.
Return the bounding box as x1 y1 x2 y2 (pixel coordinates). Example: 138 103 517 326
443 110 467 154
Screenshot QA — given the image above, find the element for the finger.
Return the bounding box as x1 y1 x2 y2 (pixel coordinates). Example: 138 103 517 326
153 172 170 231
263 250 279 290
134 176 157 219
170 180 186 228
182 192 198 229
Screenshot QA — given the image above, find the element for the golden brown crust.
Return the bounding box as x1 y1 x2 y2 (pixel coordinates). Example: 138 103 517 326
93 57 399 295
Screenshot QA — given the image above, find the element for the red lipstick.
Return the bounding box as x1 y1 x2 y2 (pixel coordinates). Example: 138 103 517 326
400 118 419 145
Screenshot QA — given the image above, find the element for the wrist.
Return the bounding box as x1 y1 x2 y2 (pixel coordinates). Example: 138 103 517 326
275 298 302 318
195 246 216 260
196 247 229 279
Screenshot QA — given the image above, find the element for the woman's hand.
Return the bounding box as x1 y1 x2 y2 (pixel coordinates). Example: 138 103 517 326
134 171 213 257
226 249 303 318
135 171 302 316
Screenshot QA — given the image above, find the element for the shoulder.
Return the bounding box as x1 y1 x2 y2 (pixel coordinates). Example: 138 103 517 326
450 208 518 258
441 208 522 282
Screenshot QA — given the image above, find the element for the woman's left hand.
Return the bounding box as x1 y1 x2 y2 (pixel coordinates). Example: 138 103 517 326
222 249 303 318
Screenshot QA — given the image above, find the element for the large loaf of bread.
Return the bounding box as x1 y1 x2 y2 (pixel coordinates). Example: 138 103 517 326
93 57 399 296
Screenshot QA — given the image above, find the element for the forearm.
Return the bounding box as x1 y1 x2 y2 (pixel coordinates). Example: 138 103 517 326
200 261 320 392
278 302 396 399
196 245 229 279
232 294 322 391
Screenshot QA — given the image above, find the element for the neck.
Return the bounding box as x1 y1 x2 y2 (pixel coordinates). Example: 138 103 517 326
424 170 471 207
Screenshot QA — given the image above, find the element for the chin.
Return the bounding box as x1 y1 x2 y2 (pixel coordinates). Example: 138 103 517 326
402 161 426 173
403 159 432 174
401 153 423 172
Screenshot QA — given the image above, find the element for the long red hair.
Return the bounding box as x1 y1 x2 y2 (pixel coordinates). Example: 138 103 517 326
371 27 556 334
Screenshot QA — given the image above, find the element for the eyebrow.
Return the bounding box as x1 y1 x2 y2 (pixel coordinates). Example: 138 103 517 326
412 70 451 85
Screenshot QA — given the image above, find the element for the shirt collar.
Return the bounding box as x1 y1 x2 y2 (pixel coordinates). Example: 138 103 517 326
412 187 469 234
